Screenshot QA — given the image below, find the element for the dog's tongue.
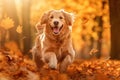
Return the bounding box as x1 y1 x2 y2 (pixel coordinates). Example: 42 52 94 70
53 27 59 34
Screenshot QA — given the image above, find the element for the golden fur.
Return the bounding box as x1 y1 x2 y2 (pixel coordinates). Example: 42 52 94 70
32 10 75 72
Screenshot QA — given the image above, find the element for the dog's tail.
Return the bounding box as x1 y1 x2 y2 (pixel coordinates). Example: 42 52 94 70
35 23 45 35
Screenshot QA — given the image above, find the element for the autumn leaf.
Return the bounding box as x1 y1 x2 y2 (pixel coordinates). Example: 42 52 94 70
0 17 14 30
16 25 23 34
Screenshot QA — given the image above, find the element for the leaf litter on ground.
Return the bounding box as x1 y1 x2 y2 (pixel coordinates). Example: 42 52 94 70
0 49 120 80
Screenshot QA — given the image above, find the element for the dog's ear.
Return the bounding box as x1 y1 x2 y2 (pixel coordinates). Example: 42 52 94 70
35 10 53 34
61 10 74 26
41 10 54 25
40 12 48 25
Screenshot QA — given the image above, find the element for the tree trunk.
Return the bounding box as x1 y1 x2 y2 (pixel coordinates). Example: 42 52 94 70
96 16 103 58
109 0 120 59
22 0 31 53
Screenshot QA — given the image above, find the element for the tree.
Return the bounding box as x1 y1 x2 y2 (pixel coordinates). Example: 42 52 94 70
2 0 19 44
22 0 31 53
109 0 120 59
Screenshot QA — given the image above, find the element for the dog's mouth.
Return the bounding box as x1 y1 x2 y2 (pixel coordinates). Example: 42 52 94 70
51 25 63 34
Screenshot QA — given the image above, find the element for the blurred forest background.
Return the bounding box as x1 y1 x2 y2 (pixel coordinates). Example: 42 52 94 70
1 0 120 79
0 0 110 59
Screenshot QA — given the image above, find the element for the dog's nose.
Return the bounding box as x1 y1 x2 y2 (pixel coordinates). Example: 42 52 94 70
54 21 59 25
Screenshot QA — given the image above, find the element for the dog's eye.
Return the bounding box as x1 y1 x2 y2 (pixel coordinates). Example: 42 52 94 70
59 16 63 19
50 16 54 19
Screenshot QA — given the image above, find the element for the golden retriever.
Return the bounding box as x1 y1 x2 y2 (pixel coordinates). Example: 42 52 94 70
32 9 75 72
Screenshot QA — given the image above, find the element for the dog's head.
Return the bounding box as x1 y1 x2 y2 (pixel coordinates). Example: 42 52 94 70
40 10 74 35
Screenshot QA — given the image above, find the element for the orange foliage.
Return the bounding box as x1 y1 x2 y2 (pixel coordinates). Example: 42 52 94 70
30 0 110 58
0 0 110 58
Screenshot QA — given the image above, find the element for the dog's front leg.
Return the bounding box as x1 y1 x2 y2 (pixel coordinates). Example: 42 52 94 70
32 46 44 70
44 52 57 69
59 55 72 72
60 46 75 72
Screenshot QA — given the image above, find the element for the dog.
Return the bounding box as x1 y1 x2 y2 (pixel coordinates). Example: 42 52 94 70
32 9 75 72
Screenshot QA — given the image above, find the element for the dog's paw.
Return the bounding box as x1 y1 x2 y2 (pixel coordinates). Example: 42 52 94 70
49 62 57 70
